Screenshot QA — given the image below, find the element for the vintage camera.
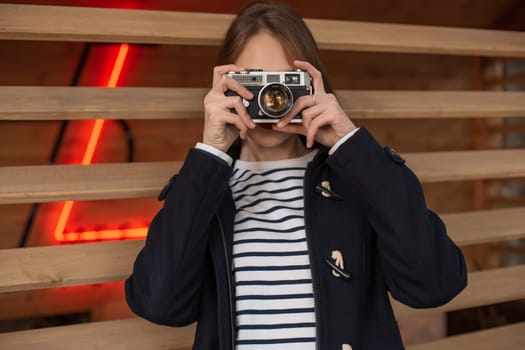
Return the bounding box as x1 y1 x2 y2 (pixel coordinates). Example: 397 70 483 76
226 69 312 123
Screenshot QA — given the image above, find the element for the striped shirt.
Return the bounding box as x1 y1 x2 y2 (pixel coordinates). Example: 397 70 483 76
230 150 318 350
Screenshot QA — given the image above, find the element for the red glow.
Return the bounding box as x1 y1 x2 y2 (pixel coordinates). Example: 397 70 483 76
82 119 105 165
55 43 148 243
54 201 74 242
107 43 129 88
60 228 148 242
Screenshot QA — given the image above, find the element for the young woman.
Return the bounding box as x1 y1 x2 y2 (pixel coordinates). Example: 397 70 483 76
125 2 467 349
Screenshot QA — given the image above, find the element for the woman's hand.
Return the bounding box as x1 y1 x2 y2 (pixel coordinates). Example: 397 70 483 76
273 60 357 148
202 64 256 152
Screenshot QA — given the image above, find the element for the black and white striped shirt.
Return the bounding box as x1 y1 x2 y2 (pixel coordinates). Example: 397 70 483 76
230 150 318 350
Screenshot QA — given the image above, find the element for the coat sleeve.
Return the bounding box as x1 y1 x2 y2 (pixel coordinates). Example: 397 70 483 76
125 148 231 326
327 127 467 308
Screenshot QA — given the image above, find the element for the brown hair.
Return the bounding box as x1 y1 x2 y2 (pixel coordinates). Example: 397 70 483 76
218 1 333 93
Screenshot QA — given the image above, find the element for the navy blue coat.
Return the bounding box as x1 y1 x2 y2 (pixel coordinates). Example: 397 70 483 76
125 127 467 350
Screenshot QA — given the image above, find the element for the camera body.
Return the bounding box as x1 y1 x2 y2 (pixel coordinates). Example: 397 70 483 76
226 69 312 123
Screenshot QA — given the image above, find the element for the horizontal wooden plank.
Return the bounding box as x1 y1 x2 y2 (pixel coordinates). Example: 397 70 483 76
407 322 525 350
306 19 525 58
0 4 230 46
0 313 523 350
439 207 525 246
0 317 522 350
0 283 125 321
337 91 525 119
393 264 525 318
1 149 524 205
0 161 182 204
402 149 525 183
1 87 525 120
0 317 195 350
0 240 143 293
0 87 205 121
1 4 525 57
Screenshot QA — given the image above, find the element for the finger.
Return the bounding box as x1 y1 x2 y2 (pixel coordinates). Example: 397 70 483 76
276 94 316 127
301 102 325 121
222 112 249 139
212 64 245 85
214 75 254 101
220 96 256 128
272 123 306 136
306 114 331 148
300 101 324 131
294 60 326 94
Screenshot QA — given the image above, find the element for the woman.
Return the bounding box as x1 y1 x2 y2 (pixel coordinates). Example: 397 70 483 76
125 2 467 349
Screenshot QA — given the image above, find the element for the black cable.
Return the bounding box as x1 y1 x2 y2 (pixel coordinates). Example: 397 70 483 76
118 119 135 163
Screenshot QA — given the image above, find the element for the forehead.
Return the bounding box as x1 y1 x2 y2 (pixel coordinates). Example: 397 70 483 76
234 31 293 71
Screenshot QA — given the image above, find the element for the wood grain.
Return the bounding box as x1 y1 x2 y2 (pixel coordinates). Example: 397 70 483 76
4 207 523 319
1 215 524 295
0 161 182 204
1 4 525 57
1 87 525 120
439 207 525 246
0 317 195 350
402 149 525 183
0 3 523 349
1 149 524 204
407 322 525 350
393 264 525 317
0 283 125 321
0 240 143 293
0 311 522 350
0 87 206 120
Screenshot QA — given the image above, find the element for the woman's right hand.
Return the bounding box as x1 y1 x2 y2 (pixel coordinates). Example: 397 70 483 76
202 64 256 152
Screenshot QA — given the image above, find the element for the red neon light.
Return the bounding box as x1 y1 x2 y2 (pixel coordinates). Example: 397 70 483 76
55 43 148 242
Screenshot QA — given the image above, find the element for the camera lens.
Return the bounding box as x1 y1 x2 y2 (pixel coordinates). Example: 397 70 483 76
258 83 293 118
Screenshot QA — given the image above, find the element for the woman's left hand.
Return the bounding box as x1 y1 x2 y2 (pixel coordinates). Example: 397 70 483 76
273 60 357 148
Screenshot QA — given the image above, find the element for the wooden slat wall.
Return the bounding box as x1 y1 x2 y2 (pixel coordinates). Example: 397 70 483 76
1 4 525 57
0 283 125 321
1 88 525 120
1 206 523 321
0 318 197 350
0 3 524 350
1 318 523 350
407 322 525 350
2 242 525 314
1 150 524 204
2 205 525 293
